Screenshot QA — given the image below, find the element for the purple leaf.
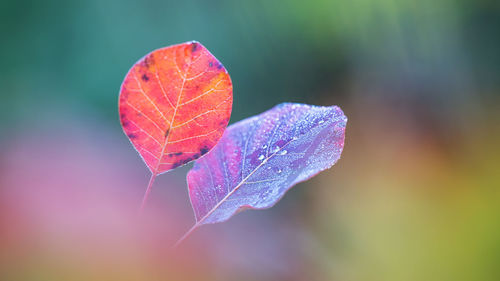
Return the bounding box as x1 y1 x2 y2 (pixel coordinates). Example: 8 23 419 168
179 103 346 243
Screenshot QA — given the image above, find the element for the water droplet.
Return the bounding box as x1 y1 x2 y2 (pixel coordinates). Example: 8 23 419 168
279 150 287 155
292 136 298 140
271 146 280 153
319 120 325 124
258 155 265 161
277 169 282 174
261 144 268 149
261 189 271 200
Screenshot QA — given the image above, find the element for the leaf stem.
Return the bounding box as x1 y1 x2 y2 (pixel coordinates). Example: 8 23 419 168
140 173 157 212
173 138 297 247
173 223 199 248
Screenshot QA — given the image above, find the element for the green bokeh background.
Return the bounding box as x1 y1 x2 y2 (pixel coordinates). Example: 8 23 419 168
1 0 499 280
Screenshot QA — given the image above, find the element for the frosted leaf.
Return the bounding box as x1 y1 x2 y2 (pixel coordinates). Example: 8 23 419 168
187 103 347 225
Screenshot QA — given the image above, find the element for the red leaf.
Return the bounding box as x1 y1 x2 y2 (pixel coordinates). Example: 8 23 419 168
119 41 233 175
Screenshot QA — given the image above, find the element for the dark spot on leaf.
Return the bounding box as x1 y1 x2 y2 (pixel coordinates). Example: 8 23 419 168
172 158 191 169
141 74 149 81
191 42 199 52
217 62 223 70
200 146 210 155
168 152 183 157
143 55 154 68
209 61 213 67
164 128 170 138
184 157 193 163
120 114 129 126
128 133 137 139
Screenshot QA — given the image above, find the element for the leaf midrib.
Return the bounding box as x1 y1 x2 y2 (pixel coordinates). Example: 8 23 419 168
152 50 191 175
194 137 296 225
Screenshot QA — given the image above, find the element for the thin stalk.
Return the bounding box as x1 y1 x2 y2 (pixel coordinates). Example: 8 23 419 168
140 173 157 212
173 223 199 248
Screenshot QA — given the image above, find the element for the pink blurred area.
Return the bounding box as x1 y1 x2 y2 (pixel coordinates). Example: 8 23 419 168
0 114 187 280
0 111 312 280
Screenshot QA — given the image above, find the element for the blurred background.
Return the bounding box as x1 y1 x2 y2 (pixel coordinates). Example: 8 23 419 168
1 0 499 280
